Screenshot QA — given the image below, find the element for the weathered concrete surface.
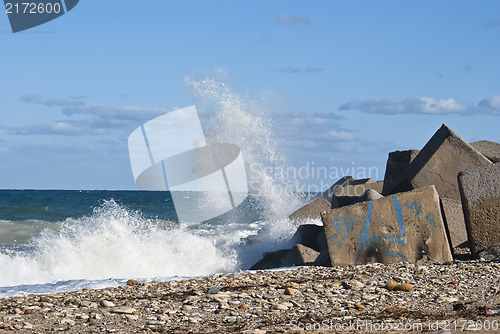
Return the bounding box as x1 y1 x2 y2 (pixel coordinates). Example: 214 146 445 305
406 124 491 201
322 176 354 202
289 198 331 221
313 230 331 266
470 140 500 163
335 180 384 198
333 189 383 209
382 150 420 196
458 163 500 257
440 198 468 248
290 224 324 251
281 244 320 267
331 178 374 208
321 186 452 266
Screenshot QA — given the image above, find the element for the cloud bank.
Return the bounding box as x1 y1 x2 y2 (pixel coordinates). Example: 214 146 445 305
339 96 500 115
13 94 171 136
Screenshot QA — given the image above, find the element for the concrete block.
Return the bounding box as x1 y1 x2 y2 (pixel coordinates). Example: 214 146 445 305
458 163 500 257
322 176 354 202
321 186 452 266
382 150 420 196
331 178 374 208
470 140 500 163
289 198 331 221
250 249 289 270
407 124 491 200
336 180 384 198
440 198 468 248
333 189 383 209
289 224 323 251
281 244 320 267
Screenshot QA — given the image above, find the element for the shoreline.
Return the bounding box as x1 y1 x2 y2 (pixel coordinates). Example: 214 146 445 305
1 260 499 333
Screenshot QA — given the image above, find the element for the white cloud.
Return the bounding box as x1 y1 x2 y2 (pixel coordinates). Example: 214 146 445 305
15 93 171 136
479 95 500 111
339 97 475 115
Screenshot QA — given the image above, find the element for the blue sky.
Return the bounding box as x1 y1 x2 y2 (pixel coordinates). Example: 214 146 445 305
1 1 499 190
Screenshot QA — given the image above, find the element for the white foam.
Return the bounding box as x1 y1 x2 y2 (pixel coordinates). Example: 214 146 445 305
0 200 238 288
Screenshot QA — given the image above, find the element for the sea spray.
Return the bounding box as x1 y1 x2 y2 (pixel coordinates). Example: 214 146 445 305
0 200 238 287
184 70 303 220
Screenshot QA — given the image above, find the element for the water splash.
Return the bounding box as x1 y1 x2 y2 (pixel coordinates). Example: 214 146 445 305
0 200 238 287
184 69 303 220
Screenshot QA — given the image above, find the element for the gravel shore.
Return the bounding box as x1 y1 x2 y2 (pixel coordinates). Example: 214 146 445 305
1 259 499 333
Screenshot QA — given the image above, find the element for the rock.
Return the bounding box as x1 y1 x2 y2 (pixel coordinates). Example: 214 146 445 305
250 249 289 270
284 287 298 295
281 244 320 267
440 198 468 248
61 318 76 326
99 300 115 308
290 224 324 251
354 303 365 310
110 307 137 314
289 198 331 221
336 181 384 199
208 287 220 294
382 150 420 196
470 140 500 163
458 163 500 257
127 279 140 286
406 124 491 200
332 188 384 209
342 280 364 290
332 178 375 208
386 281 398 290
479 243 500 261
322 176 355 202
321 186 453 266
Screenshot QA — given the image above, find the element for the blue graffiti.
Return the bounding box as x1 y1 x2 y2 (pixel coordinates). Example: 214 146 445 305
329 215 354 248
354 196 409 265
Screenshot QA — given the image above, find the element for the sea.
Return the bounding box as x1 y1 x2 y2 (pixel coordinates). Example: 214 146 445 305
0 189 319 297
0 73 325 297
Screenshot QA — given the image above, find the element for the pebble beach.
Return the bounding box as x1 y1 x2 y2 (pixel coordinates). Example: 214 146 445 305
1 257 499 333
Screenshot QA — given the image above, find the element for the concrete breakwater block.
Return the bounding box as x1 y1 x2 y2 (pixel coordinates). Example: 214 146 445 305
331 178 374 208
321 186 452 266
470 140 500 163
458 163 500 257
333 189 384 209
289 198 331 221
382 150 419 196
440 198 468 248
406 124 491 201
322 176 354 202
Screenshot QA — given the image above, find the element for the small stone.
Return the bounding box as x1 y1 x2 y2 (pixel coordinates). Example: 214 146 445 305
99 300 115 307
384 306 407 313
385 265 396 270
240 304 251 309
284 282 299 289
208 287 220 294
386 281 398 291
61 318 76 326
342 280 365 290
398 283 414 292
110 307 136 314
127 279 140 286
125 314 139 320
354 303 365 310
284 287 298 295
